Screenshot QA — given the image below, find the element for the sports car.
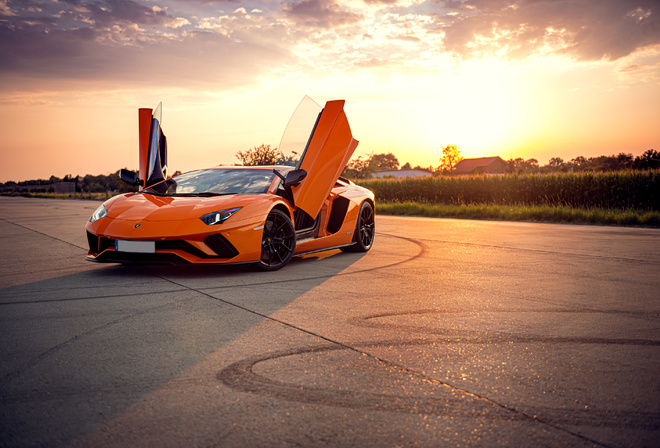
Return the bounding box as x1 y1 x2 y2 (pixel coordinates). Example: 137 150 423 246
85 96 375 270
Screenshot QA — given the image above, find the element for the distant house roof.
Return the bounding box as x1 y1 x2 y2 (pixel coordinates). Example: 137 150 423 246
453 157 508 174
372 169 433 179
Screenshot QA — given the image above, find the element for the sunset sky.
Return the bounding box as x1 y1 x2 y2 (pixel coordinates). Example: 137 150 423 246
1 0 659 182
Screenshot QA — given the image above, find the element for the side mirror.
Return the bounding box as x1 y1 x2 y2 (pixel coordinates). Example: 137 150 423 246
283 169 307 188
120 169 141 187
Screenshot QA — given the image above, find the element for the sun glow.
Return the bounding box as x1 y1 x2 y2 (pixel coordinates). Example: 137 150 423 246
333 58 526 167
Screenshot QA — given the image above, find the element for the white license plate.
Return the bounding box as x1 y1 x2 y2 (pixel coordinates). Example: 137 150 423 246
115 240 155 253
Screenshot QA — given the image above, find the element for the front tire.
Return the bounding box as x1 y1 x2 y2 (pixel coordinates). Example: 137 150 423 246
341 201 375 253
253 209 296 271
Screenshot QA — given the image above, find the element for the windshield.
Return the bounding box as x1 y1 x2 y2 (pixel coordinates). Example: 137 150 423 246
144 168 276 196
278 96 322 168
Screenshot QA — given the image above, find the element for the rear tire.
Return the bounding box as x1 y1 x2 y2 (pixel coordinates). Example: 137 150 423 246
252 209 296 271
341 201 375 253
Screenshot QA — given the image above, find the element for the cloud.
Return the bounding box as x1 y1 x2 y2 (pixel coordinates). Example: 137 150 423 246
0 0 17 16
355 57 388 67
3 0 658 97
389 33 421 43
283 0 363 28
0 0 294 92
0 24 98 74
173 0 240 3
87 0 171 27
620 64 641 73
437 0 660 61
166 17 191 29
2 26 290 90
363 0 399 4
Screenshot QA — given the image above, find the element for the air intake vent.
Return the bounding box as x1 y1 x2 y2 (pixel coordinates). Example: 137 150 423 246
86 231 99 253
204 234 239 259
327 196 350 234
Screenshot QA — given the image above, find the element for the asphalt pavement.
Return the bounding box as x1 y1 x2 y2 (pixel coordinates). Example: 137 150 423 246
1 196 658 447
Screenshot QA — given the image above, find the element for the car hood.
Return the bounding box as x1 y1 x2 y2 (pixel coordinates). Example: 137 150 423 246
105 192 245 222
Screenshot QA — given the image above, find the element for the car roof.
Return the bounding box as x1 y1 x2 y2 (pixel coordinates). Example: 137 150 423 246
209 166 295 170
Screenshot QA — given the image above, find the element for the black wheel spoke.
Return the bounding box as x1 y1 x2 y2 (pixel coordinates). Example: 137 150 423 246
274 220 288 233
254 209 295 271
341 201 374 253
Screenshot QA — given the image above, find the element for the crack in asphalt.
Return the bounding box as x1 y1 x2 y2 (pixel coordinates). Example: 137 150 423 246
0 287 187 306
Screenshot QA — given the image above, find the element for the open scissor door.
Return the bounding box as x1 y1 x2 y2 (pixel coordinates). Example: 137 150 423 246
281 97 358 218
138 103 168 189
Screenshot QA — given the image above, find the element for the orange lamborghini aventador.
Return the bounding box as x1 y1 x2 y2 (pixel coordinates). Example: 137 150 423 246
85 96 375 271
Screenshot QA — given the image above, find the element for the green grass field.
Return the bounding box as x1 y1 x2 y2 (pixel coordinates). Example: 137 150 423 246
358 171 660 227
358 171 660 211
375 202 660 227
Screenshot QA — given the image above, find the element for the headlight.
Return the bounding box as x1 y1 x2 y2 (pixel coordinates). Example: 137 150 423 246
199 207 242 225
89 204 108 222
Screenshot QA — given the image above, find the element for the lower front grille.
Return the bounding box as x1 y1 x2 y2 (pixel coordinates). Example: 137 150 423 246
86 231 99 253
157 240 211 259
87 232 116 254
96 252 187 265
87 233 240 264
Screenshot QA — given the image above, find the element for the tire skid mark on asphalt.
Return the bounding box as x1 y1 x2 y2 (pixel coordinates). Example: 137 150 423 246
360 307 660 319
413 235 658 265
218 343 516 420
217 340 659 431
516 295 660 318
354 308 660 326
121 233 426 297
215 341 620 448
351 316 660 345
179 233 427 293
150 284 615 447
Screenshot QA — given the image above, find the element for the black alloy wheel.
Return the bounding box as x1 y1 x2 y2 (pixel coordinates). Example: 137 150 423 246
341 201 375 253
253 209 296 271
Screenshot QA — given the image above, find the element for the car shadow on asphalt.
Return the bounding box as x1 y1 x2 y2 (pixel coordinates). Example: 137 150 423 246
0 249 367 448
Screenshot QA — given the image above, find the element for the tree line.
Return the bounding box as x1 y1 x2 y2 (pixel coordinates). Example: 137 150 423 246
508 150 660 174
0 170 184 194
1 147 657 193
342 149 660 179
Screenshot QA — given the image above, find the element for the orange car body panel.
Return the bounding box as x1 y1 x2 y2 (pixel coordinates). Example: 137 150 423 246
292 100 358 219
293 191 363 254
138 108 152 189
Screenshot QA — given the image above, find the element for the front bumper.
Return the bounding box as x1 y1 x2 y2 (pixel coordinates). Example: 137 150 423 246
86 231 241 265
